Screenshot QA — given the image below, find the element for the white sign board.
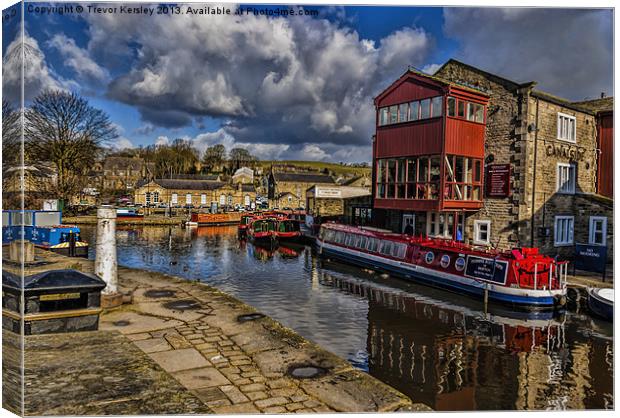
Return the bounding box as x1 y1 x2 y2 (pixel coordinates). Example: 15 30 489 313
43 200 58 211
316 188 342 198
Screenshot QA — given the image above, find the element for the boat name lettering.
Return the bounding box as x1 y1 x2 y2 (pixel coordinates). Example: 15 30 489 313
464 256 508 285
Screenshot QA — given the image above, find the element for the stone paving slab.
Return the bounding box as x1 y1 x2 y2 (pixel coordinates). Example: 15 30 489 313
19 330 211 415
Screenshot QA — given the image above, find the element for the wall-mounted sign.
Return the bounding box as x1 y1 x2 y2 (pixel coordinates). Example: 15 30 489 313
316 187 342 198
545 144 586 162
485 164 511 198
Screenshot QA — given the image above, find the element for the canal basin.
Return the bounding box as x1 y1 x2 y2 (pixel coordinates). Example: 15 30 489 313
80 224 614 411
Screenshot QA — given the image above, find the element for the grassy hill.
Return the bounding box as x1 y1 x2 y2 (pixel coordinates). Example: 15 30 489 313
257 160 371 177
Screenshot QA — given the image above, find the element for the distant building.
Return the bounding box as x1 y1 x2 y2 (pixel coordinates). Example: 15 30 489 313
232 167 254 184
267 171 335 209
90 156 152 192
306 185 371 218
134 179 256 209
2 163 57 209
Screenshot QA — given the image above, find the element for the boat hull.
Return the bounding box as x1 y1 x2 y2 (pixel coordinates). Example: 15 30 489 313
588 289 613 321
319 241 562 310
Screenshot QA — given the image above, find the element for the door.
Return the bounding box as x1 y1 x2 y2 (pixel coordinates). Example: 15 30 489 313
402 214 415 234
171 193 178 205
589 216 607 245
186 194 192 205
201 194 207 205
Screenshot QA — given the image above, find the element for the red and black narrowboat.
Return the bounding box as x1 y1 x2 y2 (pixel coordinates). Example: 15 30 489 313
275 219 302 242
247 217 277 246
316 223 568 310
238 214 255 235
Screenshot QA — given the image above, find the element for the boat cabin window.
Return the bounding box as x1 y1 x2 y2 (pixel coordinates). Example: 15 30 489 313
345 234 356 247
324 229 336 242
358 236 368 249
380 240 393 256
392 243 407 259
366 238 379 252
335 231 346 244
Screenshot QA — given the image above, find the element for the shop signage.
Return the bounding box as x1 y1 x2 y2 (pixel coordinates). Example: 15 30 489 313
316 187 342 198
574 243 607 274
464 256 508 284
545 144 586 162
486 164 511 198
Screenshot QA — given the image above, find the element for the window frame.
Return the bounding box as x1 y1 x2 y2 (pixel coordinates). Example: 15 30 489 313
557 112 577 143
554 216 574 246
557 163 576 194
588 216 607 246
473 220 491 245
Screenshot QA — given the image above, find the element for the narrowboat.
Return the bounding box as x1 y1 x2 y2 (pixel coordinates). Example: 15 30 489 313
247 217 277 246
238 214 256 235
2 210 89 257
275 219 302 242
316 223 568 310
587 288 613 321
189 212 243 226
116 207 144 220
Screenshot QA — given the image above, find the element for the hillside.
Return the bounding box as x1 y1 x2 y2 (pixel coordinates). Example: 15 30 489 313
257 160 371 177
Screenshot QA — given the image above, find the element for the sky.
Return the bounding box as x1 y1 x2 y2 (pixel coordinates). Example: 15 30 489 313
1 2 614 163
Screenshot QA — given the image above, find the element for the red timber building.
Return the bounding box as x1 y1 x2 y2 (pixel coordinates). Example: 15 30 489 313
372 68 489 241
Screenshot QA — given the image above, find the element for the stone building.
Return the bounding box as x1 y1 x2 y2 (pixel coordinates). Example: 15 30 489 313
267 171 335 209
90 156 152 192
232 167 254 184
372 60 612 261
134 179 256 209
306 185 371 218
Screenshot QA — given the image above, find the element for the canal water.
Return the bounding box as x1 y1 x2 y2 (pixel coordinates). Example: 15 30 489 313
81 225 613 411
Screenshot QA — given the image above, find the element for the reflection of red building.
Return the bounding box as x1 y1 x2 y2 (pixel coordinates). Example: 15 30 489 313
372 68 489 238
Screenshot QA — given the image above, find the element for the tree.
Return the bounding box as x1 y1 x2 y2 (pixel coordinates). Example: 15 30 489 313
2 100 21 174
24 90 117 204
228 147 257 173
201 144 226 173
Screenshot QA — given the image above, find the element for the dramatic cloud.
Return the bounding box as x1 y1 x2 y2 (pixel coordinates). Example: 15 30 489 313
81 7 433 161
47 33 110 85
443 8 613 101
2 32 65 102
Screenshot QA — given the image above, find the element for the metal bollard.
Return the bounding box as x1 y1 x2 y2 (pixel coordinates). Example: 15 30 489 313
95 208 122 308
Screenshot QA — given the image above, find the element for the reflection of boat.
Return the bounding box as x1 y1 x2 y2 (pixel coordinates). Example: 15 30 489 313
249 242 276 261
588 288 613 321
277 243 303 258
275 219 302 242
116 207 143 220
247 218 277 245
317 223 568 310
2 210 88 257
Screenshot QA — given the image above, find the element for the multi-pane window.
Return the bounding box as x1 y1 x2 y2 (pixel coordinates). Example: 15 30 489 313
153 192 159 203
557 113 576 142
554 216 574 246
145 192 151 205
589 216 607 246
446 96 484 123
377 96 443 126
473 220 491 245
444 155 483 201
557 163 576 194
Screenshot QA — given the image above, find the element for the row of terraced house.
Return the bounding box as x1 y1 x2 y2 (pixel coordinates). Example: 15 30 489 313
370 59 613 262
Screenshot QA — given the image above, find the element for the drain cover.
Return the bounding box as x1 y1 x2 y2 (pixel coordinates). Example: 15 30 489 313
237 313 266 323
144 289 176 298
163 299 201 311
287 364 328 379
112 320 131 327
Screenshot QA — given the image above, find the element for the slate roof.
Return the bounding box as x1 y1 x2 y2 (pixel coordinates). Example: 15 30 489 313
137 179 226 190
272 172 335 184
169 174 220 181
572 97 614 113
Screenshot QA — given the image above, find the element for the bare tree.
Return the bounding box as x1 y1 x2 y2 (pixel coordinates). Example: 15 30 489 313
201 144 227 173
2 99 21 173
24 90 117 204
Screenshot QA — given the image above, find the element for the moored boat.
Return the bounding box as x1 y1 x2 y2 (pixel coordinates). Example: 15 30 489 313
587 288 613 321
2 210 89 257
247 217 277 246
190 212 243 226
275 219 302 242
316 223 568 310
238 214 255 235
116 207 144 220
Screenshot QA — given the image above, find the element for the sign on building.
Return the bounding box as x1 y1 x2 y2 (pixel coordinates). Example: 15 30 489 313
316 187 342 198
485 164 511 198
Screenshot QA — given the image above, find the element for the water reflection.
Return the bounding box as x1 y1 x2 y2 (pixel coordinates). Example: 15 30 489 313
81 225 613 410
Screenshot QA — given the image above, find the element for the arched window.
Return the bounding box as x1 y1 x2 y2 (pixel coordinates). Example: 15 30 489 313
244 195 250 206
219 195 226 205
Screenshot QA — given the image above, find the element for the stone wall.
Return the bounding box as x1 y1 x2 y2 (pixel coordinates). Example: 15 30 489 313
134 183 255 208
436 62 524 249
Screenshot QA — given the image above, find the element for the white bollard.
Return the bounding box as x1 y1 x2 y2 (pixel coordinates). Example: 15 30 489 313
95 208 121 307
